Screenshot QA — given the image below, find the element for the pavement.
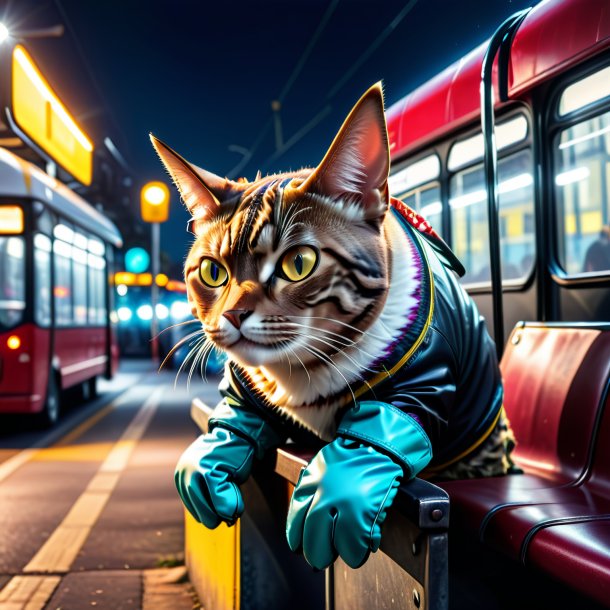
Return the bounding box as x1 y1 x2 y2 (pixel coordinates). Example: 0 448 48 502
0 359 223 610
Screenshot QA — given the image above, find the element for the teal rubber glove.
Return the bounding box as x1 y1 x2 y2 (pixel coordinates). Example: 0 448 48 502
175 401 283 528
286 401 432 570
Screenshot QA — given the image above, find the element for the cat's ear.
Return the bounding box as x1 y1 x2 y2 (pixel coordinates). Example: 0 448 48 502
300 82 390 222
150 134 240 226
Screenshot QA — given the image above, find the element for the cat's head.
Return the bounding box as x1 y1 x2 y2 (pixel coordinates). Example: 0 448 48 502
151 83 391 368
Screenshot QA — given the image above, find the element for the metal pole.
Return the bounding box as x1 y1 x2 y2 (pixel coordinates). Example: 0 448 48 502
480 7 531 360
151 222 160 362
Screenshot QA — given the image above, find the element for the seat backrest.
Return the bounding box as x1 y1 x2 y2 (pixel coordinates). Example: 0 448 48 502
500 323 610 482
588 364 610 498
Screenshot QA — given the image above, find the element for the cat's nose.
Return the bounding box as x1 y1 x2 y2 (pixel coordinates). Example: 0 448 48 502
223 309 252 329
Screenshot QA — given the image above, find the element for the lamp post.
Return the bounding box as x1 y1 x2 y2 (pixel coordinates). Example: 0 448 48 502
141 181 170 362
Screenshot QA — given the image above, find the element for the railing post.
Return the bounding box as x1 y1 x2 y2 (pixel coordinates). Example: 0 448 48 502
480 7 531 358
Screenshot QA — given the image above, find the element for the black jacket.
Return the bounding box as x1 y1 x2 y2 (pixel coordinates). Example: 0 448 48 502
220 200 503 470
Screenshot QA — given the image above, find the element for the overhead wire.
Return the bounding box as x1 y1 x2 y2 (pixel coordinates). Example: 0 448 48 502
226 0 340 179
258 0 420 172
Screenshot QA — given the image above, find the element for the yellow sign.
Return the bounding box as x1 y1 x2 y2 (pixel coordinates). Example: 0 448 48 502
11 45 93 186
0 205 24 233
141 181 170 223
114 272 175 287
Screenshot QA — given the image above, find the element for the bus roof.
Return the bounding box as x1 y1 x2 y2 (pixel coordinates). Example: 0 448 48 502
387 0 610 161
0 146 123 248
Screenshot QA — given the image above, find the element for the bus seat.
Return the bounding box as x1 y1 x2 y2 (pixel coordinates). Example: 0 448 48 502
514 383 610 604
525 520 610 606
437 323 610 538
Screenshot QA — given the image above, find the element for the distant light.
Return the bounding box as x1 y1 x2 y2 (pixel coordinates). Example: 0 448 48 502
7 335 21 350
156 303 169 320
116 284 128 297
171 300 191 320
143 185 166 205
137 304 153 321
420 201 443 218
117 306 132 322
449 173 533 210
555 167 590 186
155 273 169 287
0 24 9 44
125 247 150 273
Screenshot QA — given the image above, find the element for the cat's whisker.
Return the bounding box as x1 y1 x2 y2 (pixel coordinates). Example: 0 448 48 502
158 329 205 373
284 322 384 362
200 342 217 383
286 315 389 342
174 334 207 390
283 330 379 375
298 343 357 408
188 338 207 389
153 318 200 341
285 341 311 384
282 327 381 373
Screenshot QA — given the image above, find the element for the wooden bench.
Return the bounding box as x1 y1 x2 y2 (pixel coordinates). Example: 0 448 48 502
187 399 450 610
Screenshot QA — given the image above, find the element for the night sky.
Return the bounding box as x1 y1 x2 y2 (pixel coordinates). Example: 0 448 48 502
3 0 532 267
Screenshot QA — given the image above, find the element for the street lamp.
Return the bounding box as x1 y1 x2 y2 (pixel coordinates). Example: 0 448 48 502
0 22 64 43
141 181 170 362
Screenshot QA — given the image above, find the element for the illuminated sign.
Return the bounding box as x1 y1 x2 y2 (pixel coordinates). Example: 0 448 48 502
141 181 170 223
114 272 183 290
11 45 93 185
0 205 24 233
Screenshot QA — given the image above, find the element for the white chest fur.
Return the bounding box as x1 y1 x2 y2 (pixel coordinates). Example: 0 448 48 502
241 212 422 441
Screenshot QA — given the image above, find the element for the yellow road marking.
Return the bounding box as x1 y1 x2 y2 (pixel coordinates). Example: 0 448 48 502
31 442 114 462
0 575 60 610
23 386 164 574
55 403 115 446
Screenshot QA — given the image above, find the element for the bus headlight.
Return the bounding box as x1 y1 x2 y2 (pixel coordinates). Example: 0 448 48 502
117 307 132 322
136 305 153 321
156 303 169 320
170 300 191 320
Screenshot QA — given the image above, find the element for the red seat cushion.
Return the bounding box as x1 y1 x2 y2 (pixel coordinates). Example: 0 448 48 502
439 325 610 545
526 519 610 607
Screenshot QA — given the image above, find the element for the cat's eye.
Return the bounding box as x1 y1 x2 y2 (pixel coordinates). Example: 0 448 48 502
279 246 318 282
199 258 228 288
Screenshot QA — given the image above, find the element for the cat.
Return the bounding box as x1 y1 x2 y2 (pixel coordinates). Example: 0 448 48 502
152 82 514 569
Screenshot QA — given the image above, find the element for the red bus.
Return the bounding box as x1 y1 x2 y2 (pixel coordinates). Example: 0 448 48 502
0 145 122 426
379 0 610 607
386 0 610 339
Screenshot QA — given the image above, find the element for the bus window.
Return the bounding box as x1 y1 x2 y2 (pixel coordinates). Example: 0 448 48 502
559 65 610 117
398 183 442 237
448 114 528 172
555 108 610 274
389 154 443 236
34 233 52 327
53 239 73 326
450 149 535 284
73 232 88 325
389 154 440 193
0 236 25 330
88 253 107 326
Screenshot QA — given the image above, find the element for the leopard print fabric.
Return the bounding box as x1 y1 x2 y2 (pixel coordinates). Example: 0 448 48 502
430 412 519 481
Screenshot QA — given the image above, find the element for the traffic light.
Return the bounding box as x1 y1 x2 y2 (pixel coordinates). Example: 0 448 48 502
141 181 170 223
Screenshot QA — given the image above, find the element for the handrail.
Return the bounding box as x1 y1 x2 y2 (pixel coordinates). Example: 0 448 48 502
480 7 531 359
